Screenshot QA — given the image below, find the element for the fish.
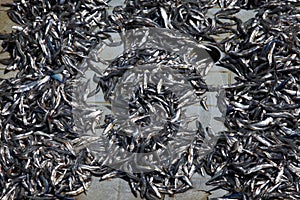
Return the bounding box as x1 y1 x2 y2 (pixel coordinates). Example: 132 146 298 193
1 0 300 199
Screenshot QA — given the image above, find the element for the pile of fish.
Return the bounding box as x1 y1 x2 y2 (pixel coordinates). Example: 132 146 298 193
88 45 218 198
0 74 104 199
0 0 108 199
1 0 109 76
97 47 210 101
202 1 300 199
0 0 300 199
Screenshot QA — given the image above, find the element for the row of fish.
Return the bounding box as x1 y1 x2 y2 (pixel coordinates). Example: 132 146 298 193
0 0 299 199
203 0 300 199
91 47 219 198
0 0 108 199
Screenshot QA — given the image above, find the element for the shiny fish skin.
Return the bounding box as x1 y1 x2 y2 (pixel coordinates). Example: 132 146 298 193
0 75 102 199
0 0 107 198
0 0 216 197
202 131 300 199
1 0 300 199
96 48 210 102
0 0 109 77
202 1 300 199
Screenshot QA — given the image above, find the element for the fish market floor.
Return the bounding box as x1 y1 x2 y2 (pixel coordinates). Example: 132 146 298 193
0 0 246 199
